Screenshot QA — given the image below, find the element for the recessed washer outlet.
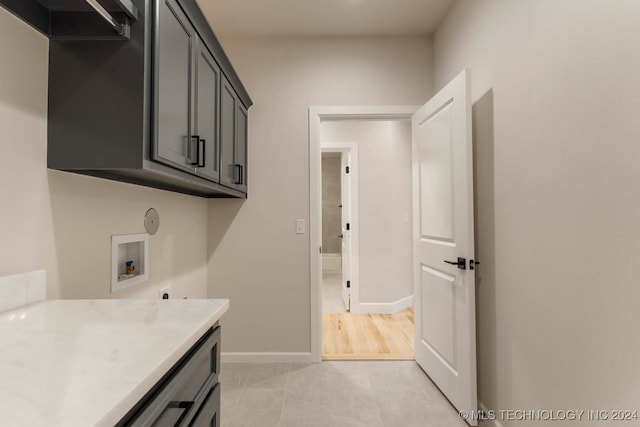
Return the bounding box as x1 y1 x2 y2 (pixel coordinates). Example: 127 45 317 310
111 233 149 293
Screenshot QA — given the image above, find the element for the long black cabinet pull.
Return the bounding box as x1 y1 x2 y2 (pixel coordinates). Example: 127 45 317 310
234 164 242 184
198 139 206 168
188 136 206 168
189 135 200 166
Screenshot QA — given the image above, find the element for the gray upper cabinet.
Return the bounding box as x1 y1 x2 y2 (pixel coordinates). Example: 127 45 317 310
155 0 221 183
220 76 237 189
155 0 196 173
40 0 251 198
220 76 248 193
236 103 248 193
195 40 221 182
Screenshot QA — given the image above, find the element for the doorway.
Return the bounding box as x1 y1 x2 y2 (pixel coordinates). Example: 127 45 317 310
310 71 477 425
321 151 346 312
321 143 357 315
315 111 417 361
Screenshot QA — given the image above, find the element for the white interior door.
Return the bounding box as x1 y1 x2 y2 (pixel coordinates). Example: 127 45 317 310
412 69 477 425
341 151 351 311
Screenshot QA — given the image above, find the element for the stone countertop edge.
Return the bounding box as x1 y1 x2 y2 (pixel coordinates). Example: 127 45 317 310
0 298 229 427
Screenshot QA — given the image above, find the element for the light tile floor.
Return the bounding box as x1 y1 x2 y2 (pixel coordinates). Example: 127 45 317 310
220 361 468 427
322 272 347 313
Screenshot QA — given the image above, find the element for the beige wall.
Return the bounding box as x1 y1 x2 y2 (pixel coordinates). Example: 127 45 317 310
321 120 413 308
434 0 640 418
0 9 208 300
208 36 432 352
321 154 342 255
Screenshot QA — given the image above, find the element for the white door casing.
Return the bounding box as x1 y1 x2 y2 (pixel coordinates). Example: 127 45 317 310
412 69 477 424
341 151 352 311
310 106 422 363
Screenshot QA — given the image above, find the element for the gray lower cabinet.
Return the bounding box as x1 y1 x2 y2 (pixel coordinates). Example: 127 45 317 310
189 385 221 427
220 76 248 193
45 0 251 198
117 326 221 427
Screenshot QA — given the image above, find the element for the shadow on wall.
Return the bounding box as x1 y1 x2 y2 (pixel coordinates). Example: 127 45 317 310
206 199 244 258
206 198 244 313
472 89 508 409
47 170 209 299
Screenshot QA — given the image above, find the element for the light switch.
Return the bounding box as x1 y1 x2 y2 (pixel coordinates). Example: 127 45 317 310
296 219 305 234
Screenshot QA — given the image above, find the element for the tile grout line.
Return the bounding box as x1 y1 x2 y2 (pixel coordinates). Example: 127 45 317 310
224 364 253 426
366 366 386 426
224 362 466 427
276 367 291 427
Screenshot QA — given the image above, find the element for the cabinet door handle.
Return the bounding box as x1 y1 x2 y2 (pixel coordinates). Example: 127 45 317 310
189 135 200 166
198 138 205 168
234 164 242 184
167 400 191 409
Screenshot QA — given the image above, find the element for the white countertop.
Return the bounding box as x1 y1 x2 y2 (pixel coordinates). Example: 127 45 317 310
0 298 229 427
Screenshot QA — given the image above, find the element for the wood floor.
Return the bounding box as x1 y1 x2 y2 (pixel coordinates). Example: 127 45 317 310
322 307 414 360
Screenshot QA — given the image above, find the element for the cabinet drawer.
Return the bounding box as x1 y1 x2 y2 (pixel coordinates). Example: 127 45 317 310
188 383 220 427
121 326 221 426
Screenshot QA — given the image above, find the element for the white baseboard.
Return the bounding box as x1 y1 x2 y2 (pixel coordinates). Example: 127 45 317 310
221 352 314 364
351 294 414 314
478 401 503 427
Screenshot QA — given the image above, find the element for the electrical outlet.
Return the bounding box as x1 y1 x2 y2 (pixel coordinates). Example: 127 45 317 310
159 286 171 300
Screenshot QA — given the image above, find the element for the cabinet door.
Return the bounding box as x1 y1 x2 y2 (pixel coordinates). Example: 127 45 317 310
235 103 248 193
194 39 220 182
155 0 197 172
189 383 220 427
220 75 248 193
122 328 221 427
219 75 238 189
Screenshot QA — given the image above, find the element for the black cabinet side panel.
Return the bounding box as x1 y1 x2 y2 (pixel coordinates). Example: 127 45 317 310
47 0 149 170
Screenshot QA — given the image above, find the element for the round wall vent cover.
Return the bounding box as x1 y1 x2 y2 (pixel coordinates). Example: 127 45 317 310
144 208 160 235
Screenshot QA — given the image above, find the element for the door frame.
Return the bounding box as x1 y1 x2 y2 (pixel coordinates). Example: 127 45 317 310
321 142 359 313
309 105 419 362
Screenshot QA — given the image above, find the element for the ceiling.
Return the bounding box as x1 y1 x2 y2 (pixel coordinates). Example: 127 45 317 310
196 0 455 38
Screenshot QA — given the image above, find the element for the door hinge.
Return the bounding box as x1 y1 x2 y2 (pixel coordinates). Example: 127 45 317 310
346 280 351 288
319 246 322 254
346 223 350 231
345 166 350 174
